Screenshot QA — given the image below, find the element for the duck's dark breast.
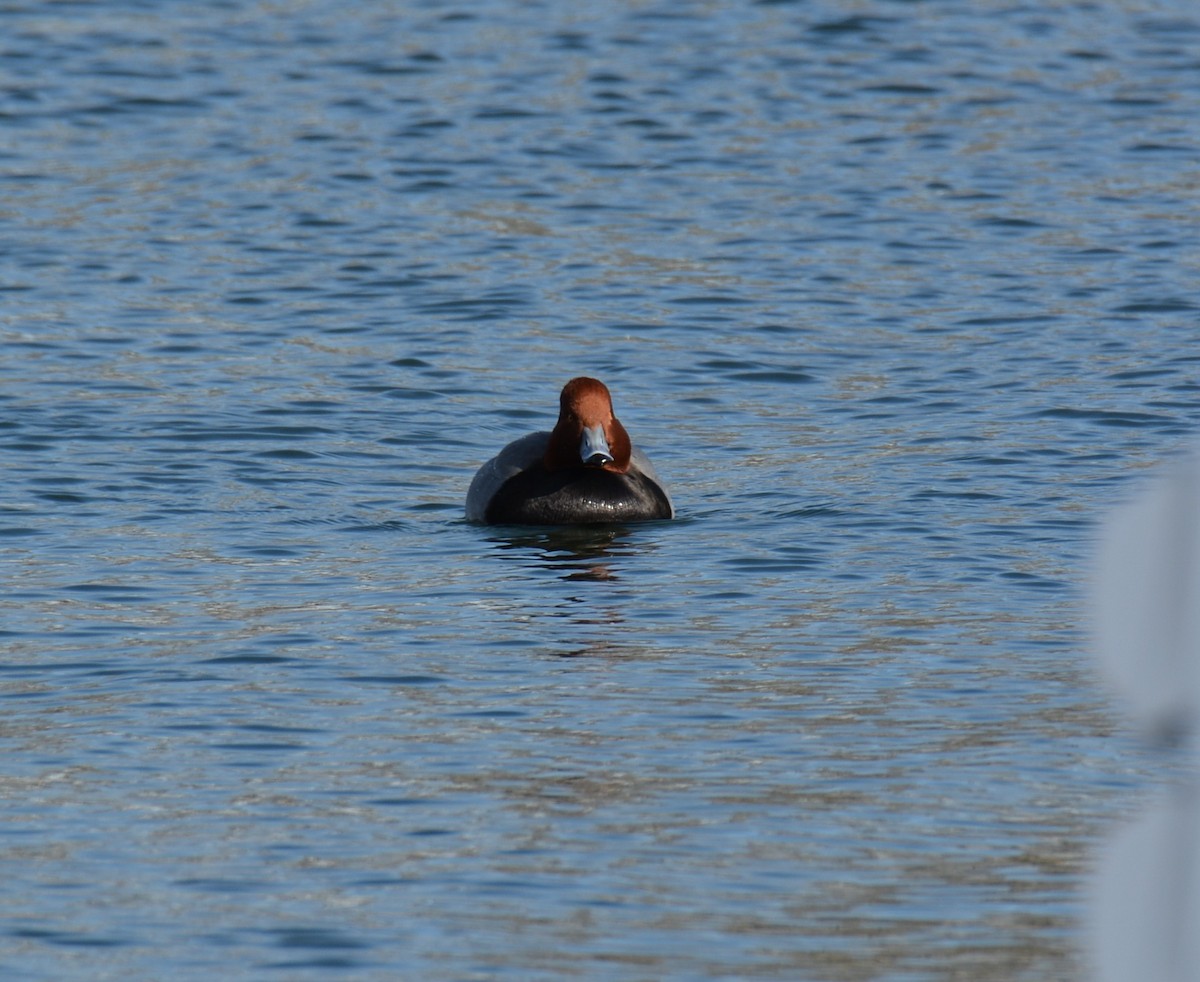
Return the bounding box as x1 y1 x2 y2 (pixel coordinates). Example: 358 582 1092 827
484 465 672 525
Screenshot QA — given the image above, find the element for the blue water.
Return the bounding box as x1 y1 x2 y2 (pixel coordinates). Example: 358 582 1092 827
3 1 1199 978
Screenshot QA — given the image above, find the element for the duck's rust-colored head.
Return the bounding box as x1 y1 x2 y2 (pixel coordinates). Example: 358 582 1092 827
543 377 633 473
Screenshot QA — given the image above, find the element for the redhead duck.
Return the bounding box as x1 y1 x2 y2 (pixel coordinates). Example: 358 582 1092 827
466 377 674 525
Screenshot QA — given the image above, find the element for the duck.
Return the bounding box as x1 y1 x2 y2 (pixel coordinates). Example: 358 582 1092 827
466 377 674 525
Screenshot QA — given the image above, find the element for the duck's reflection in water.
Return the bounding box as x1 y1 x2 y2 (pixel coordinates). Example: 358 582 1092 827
483 525 670 646
486 524 647 581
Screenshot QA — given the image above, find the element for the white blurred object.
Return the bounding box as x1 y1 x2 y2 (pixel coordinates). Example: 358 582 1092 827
1094 454 1200 738
1091 785 1200 982
1091 452 1200 982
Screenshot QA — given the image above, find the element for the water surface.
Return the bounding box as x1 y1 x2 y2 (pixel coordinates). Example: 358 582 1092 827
3 1 1199 978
